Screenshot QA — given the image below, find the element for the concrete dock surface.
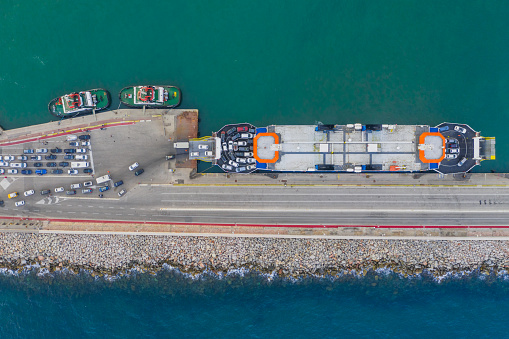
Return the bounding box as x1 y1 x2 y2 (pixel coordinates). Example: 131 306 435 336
0 108 508 238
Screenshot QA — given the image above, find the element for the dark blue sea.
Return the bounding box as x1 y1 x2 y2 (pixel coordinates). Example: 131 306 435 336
0 268 508 338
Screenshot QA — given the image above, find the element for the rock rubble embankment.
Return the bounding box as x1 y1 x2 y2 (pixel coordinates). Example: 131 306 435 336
0 233 508 277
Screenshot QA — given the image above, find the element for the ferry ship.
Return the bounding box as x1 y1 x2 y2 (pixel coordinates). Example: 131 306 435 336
185 122 496 175
48 89 111 118
119 86 181 108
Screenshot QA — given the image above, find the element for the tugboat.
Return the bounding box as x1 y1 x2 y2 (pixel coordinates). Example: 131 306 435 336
119 86 181 108
48 89 111 118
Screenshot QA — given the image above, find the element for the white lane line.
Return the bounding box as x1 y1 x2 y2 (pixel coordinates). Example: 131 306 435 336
130 208 136 210
159 207 509 213
160 199 502 204
115 213 122 216
92 213 99 215
161 192 509 196
68 211 76 214
108 207 115 209
127 214 134 216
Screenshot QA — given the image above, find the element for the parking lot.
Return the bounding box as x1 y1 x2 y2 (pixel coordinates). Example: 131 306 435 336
0 117 180 210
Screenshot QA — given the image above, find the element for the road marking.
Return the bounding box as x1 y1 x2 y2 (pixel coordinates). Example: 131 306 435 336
159 207 509 213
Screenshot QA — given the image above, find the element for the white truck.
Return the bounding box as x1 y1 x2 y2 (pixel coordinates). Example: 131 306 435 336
96 174 111 185
71 162 89 168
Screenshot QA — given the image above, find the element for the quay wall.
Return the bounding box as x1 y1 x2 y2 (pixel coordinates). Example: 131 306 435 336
1 232 508 278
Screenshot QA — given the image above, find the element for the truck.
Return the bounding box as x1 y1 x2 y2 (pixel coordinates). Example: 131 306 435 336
71 162 89 168
96 174 111 185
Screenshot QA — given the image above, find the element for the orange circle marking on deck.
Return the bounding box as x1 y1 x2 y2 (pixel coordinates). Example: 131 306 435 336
419 132 445 163
253 132 279 163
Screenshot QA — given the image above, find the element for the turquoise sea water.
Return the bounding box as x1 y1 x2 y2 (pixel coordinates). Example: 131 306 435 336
2 1 509 335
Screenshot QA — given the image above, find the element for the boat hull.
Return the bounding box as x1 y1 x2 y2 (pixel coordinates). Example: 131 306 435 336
119 86 181 108
48 89 111 118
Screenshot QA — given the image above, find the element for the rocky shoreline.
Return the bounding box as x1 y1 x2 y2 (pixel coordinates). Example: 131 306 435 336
0 233 508 278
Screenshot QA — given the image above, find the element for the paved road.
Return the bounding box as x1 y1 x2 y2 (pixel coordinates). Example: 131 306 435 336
3 185 509 226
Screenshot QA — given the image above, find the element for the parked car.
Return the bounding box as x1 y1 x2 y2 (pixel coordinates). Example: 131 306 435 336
236 166 247 173
66 135 77 141
99 186 110 192
246 165 256 170
23 149 34 154
50 148 62 153
236 157 247 164
7 169 17 174
4 155 14 161
70 183 81 189
69 142 79 147
45 154 57 160
15 201 25 207
221 164 233 171
83 168 93 173
21 169 32 175
114 180 124 187
445 154 457 159
64 155 75 160
58 162 69 167
35 149 48 153
447 148 459 154
31 155 42 161
118 189 126 197
247 158 256 164
82 189 93 194
17 155 27 161
0 162 8 167
75 155 88 160
454 126 467 134
34 162 42 167
448 143 459 148
78 134 91 140
228 160 239 168
240 133 254 139
68 169 78 175
46 162 57 167
129 162 139 171
445 138 457 144
52 169 63 174
40 189 50 195
134 168 144 176
76 148 88 153
24 190 34 197
81 141 90 146
237 141 247 146
0 169 5 174
237 126 248 132
55 187 64 193
35 169 47 175
83 181 93 187
66 190 76 195
198 144 209 150
439 126 449 132
457 157 468 166
231 133 240 141
7 192 18 199
64 149 76 153
10 163 27 168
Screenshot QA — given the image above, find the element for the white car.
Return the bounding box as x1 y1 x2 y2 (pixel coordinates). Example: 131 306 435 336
81 141 90 146
237 141 247 146
68 169 78 175
67 135 78 141
55 187 65 193
77 148 88 153
10 163 27 168
118 189 126 197
0 162 9 167
129 162 139 171
83 181 93 187
246 165 256 170
0 169 4 174
17 156 27 161
228 160 239 168
454 126 467 134
4 155 14 161
35 149 48 153
7 169 17 174
246 158 256 163
70 183 81 189
445 154 457 159
15 201 25 207
236 157 247 164
240 133 254 139
198 144 209 150
23 190 35 197
221 164 233 171
76 155 88 160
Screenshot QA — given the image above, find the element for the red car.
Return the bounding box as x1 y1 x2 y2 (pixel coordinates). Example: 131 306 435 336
237 126 248 132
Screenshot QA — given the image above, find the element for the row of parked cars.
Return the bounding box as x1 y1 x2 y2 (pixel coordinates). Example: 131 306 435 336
219 125 257 172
